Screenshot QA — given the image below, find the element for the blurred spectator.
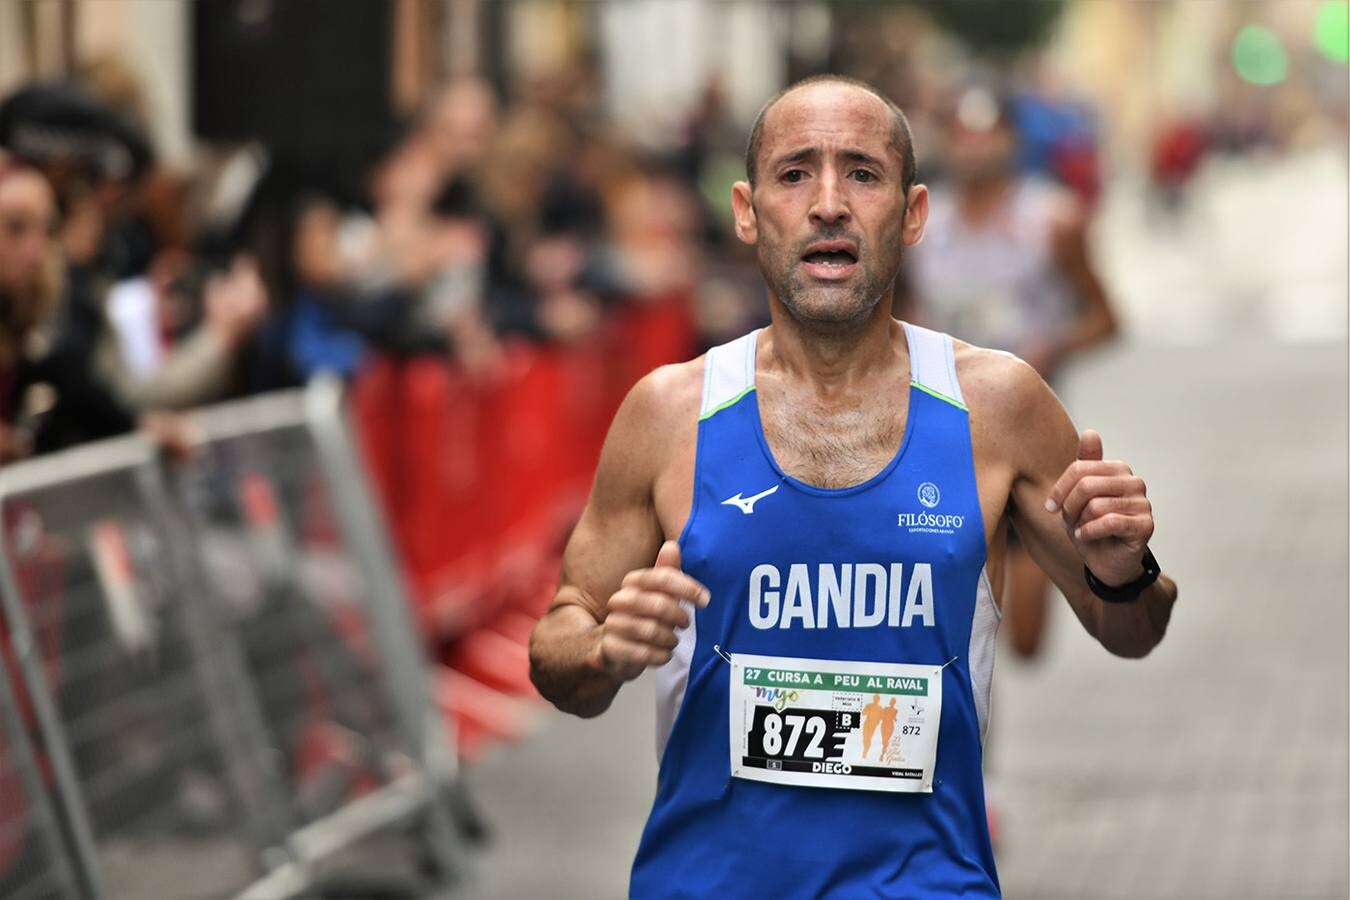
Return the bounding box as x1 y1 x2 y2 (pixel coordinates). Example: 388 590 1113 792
0 53 754 460
605 166 701 302
77 54 191 275
282 195 369 380
0 159 133 457
424 78 500 184
3 75 268 414
98 252 267 410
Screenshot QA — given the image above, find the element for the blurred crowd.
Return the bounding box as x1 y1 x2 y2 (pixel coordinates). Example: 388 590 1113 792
0 57 771 465
0 55 1106 467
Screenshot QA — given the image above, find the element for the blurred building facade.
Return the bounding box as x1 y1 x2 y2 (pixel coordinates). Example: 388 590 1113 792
2 0 1344 167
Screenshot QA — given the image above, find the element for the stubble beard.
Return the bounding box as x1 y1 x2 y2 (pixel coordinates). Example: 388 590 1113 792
759 231 904 338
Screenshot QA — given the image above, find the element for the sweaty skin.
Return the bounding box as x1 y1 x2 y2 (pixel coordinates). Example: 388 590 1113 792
529 81 1177 719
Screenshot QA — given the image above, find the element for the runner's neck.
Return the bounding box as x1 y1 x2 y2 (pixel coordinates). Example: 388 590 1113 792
760 305 907 392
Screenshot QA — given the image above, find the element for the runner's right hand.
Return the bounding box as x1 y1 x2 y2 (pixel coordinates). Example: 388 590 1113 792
599 540 710 682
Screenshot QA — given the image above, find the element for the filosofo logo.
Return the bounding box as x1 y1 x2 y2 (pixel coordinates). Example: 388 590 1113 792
900 482 964 534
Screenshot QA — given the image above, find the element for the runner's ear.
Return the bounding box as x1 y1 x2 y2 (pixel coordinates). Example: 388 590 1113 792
731 180 758 246
902 183 928 247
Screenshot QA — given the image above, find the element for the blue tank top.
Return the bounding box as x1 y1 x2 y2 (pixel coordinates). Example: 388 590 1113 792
630 322 1002 898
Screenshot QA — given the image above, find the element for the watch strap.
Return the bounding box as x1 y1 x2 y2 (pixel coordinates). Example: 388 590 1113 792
1084 547 1161 604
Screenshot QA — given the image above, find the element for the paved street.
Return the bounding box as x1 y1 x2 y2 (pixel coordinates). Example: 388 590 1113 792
1096 146 1348 347
993 339 1347 900
462 337 1349 900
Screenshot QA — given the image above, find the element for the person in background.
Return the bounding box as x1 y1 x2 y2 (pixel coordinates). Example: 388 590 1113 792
98 250 267 410
0 159 137 457
1 76 267 415
909 86 1119 660
423 78 500 188
76 54 190 278
0 160 66 461
282 194 369 380
605 166 701 304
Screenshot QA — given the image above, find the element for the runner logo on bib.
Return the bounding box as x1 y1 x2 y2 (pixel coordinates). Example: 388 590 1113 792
729 653 943 793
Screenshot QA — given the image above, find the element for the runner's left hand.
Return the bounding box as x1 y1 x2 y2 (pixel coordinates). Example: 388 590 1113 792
1045 429 1154 587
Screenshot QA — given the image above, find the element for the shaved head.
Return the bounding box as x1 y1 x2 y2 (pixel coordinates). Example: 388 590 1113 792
745 75 916 191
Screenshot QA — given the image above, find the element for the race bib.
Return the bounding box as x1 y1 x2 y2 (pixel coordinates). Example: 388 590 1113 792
729 653 943 793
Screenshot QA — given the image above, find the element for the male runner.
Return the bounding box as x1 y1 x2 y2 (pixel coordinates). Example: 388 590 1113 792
529 75 1177 898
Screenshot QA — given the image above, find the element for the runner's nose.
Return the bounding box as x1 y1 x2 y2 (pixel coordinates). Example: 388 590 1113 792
808 170 850 227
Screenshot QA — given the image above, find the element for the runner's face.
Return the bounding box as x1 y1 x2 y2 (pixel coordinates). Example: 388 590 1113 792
734 84 921 329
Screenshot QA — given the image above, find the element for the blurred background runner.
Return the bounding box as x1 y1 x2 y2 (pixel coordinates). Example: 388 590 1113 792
908 83 1119 664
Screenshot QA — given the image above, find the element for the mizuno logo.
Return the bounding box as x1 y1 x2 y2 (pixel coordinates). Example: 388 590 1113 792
722 484 780 515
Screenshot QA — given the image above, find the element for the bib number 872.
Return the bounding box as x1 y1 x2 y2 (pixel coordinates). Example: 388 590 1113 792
749 707 847 762
762 711 826 757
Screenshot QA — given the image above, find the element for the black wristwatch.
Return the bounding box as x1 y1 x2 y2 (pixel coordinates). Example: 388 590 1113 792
1084 547 1161 604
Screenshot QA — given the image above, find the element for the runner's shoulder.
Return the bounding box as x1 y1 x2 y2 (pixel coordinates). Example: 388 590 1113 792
605 356 704 467
952 339 1061 431
622 356 704 426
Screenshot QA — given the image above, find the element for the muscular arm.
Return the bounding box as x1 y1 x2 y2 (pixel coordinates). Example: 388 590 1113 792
529 363 704 717
990 357 1177 657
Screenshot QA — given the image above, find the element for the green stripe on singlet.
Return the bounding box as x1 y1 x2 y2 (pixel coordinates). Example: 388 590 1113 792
911 381 968 411
698 385 756 421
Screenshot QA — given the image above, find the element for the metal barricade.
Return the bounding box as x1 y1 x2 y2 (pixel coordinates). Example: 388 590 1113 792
0 614 82 900
0 437 271 898
174 382 460 894
0 379 462 899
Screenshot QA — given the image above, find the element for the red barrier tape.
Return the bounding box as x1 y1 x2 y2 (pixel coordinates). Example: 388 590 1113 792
349 295 695 757
354 295 694 635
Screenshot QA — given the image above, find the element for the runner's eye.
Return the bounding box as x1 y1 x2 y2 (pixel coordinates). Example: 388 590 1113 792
850 169 877 183
781 169 806 184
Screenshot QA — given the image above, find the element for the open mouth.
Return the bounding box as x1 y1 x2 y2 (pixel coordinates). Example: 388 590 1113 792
801 248 858 267
800 241 860 279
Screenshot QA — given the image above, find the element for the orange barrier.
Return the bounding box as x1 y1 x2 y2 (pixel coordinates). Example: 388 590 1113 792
349 295 696 759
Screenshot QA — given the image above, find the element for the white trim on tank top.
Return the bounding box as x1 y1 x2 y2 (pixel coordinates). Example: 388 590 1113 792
698 330 759 420
902 321 965 405
699 323 963 420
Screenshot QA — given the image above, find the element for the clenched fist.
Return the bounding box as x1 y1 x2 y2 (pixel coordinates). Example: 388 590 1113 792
1045 429 1154 587
599 540 710 682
